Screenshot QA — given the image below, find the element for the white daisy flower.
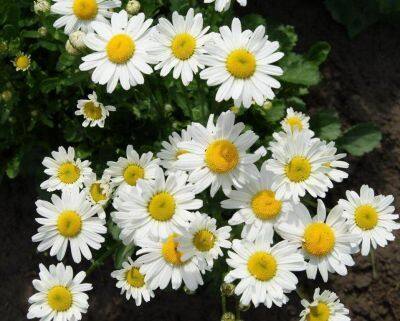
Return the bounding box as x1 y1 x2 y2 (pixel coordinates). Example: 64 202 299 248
204 0 247 12
13 52 31 71
27 263 92 321
320 141 349 183
300 288 350 321
105 145 161 192
157 128 191 172
40 146 93 192
276 199 358 282
75 91 116 128
265 130 340 202
221 163 295 243
50 0 121 35
83 173 112 219
225 239 305 308
281 107 310 133
338 185 399 256
80 10 155 93
177 212 232 270
175 111 260 197
200 18 283 108
110 257 155 305
112 168 203 244
135 233 204 291
32 188 107 263
151 8 211 86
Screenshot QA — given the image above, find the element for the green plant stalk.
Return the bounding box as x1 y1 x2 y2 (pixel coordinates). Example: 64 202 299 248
221 292 227 314
86 242 120 276
235 296 241 320
370 247 378 279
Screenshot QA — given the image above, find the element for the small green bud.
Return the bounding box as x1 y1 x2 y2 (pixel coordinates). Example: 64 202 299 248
126 0 141 15
220 282 235 297
221 312 235 321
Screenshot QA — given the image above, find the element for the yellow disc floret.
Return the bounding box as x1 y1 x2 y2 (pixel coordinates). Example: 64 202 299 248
58 162 81 184
106 34 136 64
123 164 144 186
303 223 335 256
125 267 145 288
306 302 331 321
251 190 282 220
57 210 82 237
83 101 102 120
285 116 303 130
90 183 107 203
205 140 239 173
285 156 312 182
193 229 215 252
247 252 277 281
73 0 98 20
171 33 196 60
354 205 378 230
148 192 176 221
226 49 256 79
14 55 31 71
47 286 73 312
162 234 183 265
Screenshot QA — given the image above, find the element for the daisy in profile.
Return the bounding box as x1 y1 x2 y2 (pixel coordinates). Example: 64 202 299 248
221 163 294 243
13 52 31 71
135 233 204 291
75 91 116 128
176 111 260 197
339 185 399 256
151 8 210 86
265 130 339 202
111 257 154 305
83 173 112 218
27 263 92 321
200 18 283 108
80 10 155 93
157 128 191 172
112 168 202 244
300 288 350 321
225 239 305 308
40 146 92 192
281 107 310 133
204 0 247 12
320 141 349 183
105 145 160 192
50 0 121 35
32 188 107 263
178 212 232 270
276 200 358 282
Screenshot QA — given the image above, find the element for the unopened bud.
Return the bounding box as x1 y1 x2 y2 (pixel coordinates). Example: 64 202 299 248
183 286 196 295
262 100 272 111
1 90 12 102
38 26 48 37
69 31 87 51
0 41 8 54
220 282 235 297
221 312 235 321
126 0 141 15
34 0 50 14
65 40 79 55
238 303 250 311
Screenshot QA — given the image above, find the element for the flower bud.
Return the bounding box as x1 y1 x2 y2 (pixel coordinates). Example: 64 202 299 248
38 26 48 37
1 90 12 102
238 303 250 311
69 31 87 51
0 41 7 54
126 0 141 15
65 40 79 55
220 282 235 297
221 312 235 321
183 286 196 295
33 0 50 14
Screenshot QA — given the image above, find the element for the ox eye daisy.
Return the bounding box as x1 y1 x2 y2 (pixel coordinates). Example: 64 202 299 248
75 91 116 127
135 233 204 291
221 163 294 243
111 257 154 305
50 0 121 35
200 18 283 108
151 8 211 86
320 141 349 183
281 107 310 133
204 0 247 12
80 10 155 93
225 239 305 308
112 168 203 244
27 263 92 321
40 146 92 192
339 185 399 256
32 189 107 263
176 111 260 197
300 288 350 321
178 212 232 270
276 199 358 282
13 52 31 71
83 173 112 219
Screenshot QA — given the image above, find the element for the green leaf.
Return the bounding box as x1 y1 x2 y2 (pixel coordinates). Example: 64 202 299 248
241 14 266 30
114 243 135 269
310 110 341 141
306 42 331 66
336 123 382 156
280 53 320 86
6 153 22 179
270 25 298 52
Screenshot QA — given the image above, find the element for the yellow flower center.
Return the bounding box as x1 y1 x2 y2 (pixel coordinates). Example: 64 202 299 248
285 116 303 130
106 34 136 64
193 229 215 252
303 223 335 256
162 234 183 265
354 205 378 230
123 164 144 186
90 183 107 203
47 286 73 312
171 33 196 60
58 162 81 184
148 192 176 221
57 210 82 237
226 49 256 79
175 149 188 159
247 252 277 281
251 190 282 220
125 267 145 288
83 101 102 120
15 55 30 70
285 156 312 182
72 0 98 20
205 140 239 173
306 302 331 321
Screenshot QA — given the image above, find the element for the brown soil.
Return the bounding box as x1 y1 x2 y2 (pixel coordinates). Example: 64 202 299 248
1 0 400 320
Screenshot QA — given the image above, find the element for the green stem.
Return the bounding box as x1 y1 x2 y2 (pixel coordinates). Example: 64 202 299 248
221 293 227 314
86 242 119 276
370 247 378 279
235 296 241 320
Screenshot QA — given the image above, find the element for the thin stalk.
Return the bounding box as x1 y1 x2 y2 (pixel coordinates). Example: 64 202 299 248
235 296 241 320
370 247 378 279
86 242 119 276
221 293 227 314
